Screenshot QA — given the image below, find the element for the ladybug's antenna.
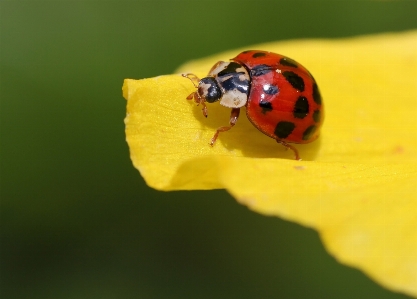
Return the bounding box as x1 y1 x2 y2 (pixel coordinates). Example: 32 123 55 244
182 73 200 88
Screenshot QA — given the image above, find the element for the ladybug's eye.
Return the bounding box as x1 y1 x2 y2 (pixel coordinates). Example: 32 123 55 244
198 77 222 103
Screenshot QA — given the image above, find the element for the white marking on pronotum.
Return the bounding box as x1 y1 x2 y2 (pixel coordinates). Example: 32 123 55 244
208 61 229 76
220 88 247 108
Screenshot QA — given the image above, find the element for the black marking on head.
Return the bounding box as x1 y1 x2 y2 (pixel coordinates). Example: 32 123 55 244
293 96 309 119
217 62 243 77
252 52 266 58
283 71 305 91
274 121 295 139
199 77 222 103
312 82 322 104
279 57 298 68
259 100 273 114
302 125 317 140
251 64 273 76
263 84 279 95
312 110 321 123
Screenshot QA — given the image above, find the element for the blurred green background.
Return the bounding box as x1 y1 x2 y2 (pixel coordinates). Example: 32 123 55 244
1 1 416 298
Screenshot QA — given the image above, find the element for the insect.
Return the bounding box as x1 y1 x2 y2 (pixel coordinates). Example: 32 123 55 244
182 50 323 160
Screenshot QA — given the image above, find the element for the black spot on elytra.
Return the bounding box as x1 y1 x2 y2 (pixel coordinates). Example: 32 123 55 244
263 84 279 95
251 64 272 76
312 110 321 123
312 82 322 104
293 96 309 119
279 57 298 68
283 71 305 91
274 121 295 139
259 100 273 114
252 52 266 58
302 125 317 140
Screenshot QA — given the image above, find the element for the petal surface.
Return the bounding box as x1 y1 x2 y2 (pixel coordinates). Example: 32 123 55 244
123 31 417 297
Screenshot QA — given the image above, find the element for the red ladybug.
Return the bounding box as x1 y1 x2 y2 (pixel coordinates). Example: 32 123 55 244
183 50 323 160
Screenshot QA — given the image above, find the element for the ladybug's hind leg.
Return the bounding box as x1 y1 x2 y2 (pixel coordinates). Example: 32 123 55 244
210 108 240 146
277 140 301 161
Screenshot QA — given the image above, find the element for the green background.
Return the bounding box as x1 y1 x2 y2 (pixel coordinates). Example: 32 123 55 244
1 1 416 298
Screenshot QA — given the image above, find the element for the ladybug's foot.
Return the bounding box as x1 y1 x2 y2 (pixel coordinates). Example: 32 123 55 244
210 108 240 146
277 140 301 160
201 101 208 118
210 127 229 146
186 92 195 101
186 91 208 118
193 92 208 118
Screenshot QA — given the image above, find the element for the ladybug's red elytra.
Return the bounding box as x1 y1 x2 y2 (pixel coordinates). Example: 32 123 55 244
182 50 323 160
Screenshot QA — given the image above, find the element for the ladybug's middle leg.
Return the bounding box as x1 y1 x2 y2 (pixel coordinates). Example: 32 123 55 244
210 108 240 146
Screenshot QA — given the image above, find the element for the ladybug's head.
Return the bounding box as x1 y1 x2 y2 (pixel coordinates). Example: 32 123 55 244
182 73 222 104
182 62 250 117
197 77 222 103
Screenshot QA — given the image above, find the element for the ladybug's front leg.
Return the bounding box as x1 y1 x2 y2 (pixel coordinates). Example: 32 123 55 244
210 108 240 146
186 92 208 118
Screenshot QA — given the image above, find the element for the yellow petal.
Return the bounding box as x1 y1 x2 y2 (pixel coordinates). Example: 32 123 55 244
123 31 417 297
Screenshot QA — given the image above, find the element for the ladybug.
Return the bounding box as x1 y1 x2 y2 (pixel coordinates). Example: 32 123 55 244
182 50 323 160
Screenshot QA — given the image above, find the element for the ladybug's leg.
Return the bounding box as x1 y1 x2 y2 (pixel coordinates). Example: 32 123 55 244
210 108 240 146
186 92 195 100
186 92 208 118
200 100 208 118
186 92 208 117
277 140 301 161
194 92 208 118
